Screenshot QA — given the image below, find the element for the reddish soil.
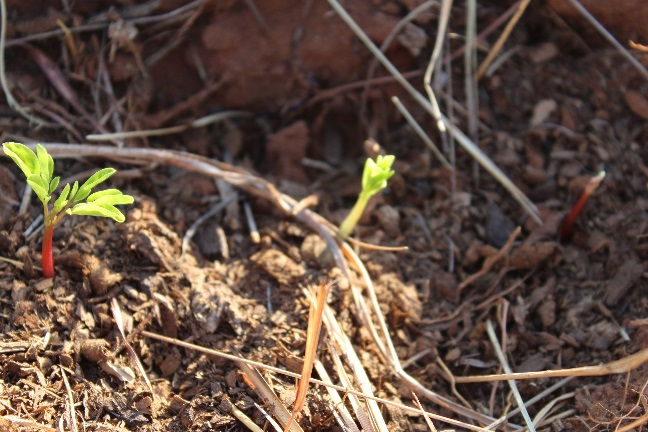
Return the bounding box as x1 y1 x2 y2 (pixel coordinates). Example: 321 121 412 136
1 1 648 431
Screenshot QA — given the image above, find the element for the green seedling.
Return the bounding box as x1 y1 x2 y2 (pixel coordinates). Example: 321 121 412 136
338 154 395 239
3 142 134 279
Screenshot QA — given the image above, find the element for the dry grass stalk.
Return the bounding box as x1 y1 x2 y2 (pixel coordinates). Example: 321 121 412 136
284 282 329 432
230 347 305 432
86 110 251 141
313 359 359 432
486 320 536 432
110 298 154 394
412 392 438 432
391 96 451 169
1 416 57 431
455 346 648 383
59 365 79 431
476 0 531 79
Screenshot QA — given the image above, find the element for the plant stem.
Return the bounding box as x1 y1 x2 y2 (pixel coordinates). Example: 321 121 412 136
560 170 606 241
338 192 371 239
41 225 55 278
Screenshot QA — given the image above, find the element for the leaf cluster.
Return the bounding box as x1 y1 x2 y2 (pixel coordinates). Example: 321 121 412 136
361 154 395 198
3 142 134 225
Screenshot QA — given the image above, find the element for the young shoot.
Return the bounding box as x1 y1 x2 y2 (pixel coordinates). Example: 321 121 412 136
3 142 134 279
338 154 395 239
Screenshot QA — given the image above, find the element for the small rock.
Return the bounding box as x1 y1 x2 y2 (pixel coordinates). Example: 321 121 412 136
300 234 334 267
486 201 516 248
374 205 400 236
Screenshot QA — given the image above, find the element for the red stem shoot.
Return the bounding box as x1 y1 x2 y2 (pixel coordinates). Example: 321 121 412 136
41 225 55 278
560 170 606 241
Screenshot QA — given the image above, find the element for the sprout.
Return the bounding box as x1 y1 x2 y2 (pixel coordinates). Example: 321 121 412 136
338 155 395 239
3 142 134 278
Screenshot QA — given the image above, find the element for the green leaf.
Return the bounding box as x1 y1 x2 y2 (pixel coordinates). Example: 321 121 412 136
49 176 60 194
53 183 71 214
36 144 53 185
75 168 116 201
87 189 134 206
70 181 79 202
27 174 51 203
2 142 39 178
71 202 126 223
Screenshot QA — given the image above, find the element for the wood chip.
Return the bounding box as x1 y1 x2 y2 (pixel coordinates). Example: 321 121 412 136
604 259 645 305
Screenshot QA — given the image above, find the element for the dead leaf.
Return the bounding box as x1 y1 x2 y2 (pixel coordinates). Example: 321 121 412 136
530 99 557 127
509 242 560 270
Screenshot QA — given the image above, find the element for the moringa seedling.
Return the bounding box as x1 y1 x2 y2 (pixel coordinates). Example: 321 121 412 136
3 142 134 279
560 169 606 241
338 154 395 239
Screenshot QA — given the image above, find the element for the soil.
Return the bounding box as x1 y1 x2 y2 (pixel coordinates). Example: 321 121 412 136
1 1 648 431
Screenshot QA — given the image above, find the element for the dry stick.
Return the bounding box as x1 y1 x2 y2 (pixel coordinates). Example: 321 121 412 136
180 193 238 259
464 0 479 151
313 359 359 432
362 0 438 117
326 340 377 432
615 404 648 431
423 0 452 136
321 292 386 432
325 0 542 224
339 242 501 426
87 111 251 141
489 302 508 418
391 96 451 169
59 365 78 432
110 298 154 395
253 402 283 432
412 392 438 432
476 0 531 80
243 201 261 243
0 416 57 431
457 226 521 297
284 283 329 432
436 357 472 408
486 320 536 432
456 345 648 382
230 348 305 432
226 396 265 432
530 392 575 428
566 0 648 81
485 377 575 430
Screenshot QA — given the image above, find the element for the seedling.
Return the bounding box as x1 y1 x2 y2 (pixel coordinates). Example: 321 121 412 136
338 154 395 239
559 169 606 241
3 142 134 279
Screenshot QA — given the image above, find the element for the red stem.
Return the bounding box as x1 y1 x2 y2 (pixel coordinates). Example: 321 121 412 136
42 225 55 279
560 171 606 241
